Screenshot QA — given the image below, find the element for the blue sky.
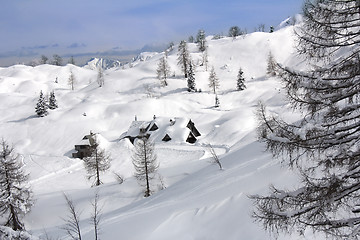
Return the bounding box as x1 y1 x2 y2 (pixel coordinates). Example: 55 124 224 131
0 0 303 65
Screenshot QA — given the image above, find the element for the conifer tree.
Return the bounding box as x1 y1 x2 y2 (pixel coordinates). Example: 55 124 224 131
266 52 277 77
97 67 104 87
156 56 171 87
68 71 76 91
48 91 58 110
251 0 360 238
52 54 63 66
83 136 111 187
68 56 75 65
132 137 159 197
35 90 48 117
228 26 240 39
196 29 207 52
208 67 220 94
187 61 196 92
236 68 246 91
0 139 33 231
177 40 190 78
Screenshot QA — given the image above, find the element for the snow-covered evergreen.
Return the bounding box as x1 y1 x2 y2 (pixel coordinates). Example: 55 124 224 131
48 91 58 110
187 61 196 91
236 68 246 91
35 90 48 117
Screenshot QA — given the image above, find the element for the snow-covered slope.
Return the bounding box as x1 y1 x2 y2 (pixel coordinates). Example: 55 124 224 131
83 57 122 70
0 26 318 239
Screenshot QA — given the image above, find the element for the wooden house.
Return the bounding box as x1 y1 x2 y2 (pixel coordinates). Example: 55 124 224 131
72 132 96 159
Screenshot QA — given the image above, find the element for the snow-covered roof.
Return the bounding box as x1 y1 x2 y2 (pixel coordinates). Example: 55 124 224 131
122 117 200 144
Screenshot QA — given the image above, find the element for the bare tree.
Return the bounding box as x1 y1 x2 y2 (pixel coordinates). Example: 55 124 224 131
201 48 209 71
62 194 82 240
156 56 171 87
68 71 76 91
132 137 159 197
208 67 220 94
83 137 111 187
0 139 33 231
91 192 102 240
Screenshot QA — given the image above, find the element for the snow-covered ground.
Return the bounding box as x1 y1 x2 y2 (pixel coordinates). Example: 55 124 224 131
0 26 320 239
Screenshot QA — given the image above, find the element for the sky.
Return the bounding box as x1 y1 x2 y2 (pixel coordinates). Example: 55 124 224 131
0 0 303 66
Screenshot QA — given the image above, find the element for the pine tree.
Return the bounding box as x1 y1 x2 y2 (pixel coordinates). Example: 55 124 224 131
132 137 159 197
187 61 196 92
177 40 190 78
251 0 360 238
156 56 171 87
35 90 48 117
52 54 63 66
48 91 58 110
196 29 207 52
228 26 240 39
208 67 220 94
83 136 111 187
236 68 246 91
0 139 33 231
68 56 75 65
40 55 48 64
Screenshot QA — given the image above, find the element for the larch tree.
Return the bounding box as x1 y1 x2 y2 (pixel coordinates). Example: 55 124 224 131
48 90 58 110
156 56 171 87
62 194 82 240
132 137 159 197
208 67 220 94
83 137 111 187
0 139 33 231
201 48 209 71
68 71 76 91
236 68 246 91
97 67 105 87
251 0 360 238
177 40 190 78
35 90 48 117
187 61 196 92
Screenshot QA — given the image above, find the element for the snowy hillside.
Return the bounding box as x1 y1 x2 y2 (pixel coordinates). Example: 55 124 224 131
83 58 122 70
0 26 320 239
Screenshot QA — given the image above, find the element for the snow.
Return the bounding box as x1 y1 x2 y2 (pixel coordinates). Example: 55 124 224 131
0 26 322 239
